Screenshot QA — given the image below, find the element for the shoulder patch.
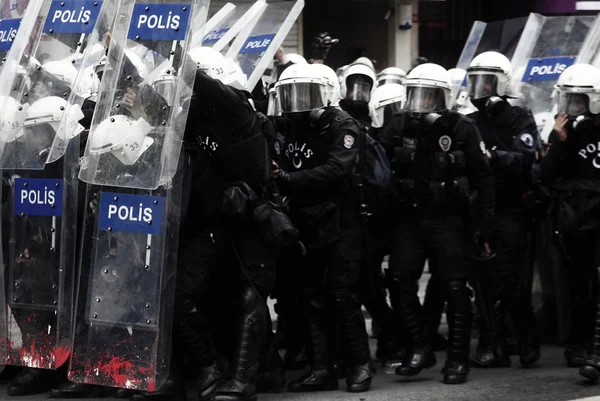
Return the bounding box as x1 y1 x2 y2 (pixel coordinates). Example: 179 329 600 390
520 133 534 148
344 134 355 149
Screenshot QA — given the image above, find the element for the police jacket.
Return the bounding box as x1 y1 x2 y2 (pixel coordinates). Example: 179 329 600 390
467 103 538 211
537 123 600 233
181 70 269 226
381 110 495 224
278 107 360 208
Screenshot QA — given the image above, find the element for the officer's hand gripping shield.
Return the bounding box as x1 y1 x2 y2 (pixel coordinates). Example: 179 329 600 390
194 0 265 52
450 15 530 110
0 0 117 370
225 0 304 92
510 14 597 141
68 0 208 391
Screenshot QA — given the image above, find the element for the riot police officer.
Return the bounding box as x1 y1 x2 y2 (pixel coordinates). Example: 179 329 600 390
340 63 376 127
465 51 541 368
536 64 600 382
272 63 373 393
381 63 495 385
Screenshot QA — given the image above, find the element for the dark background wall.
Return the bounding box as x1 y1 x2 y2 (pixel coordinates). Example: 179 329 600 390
302 0 539 71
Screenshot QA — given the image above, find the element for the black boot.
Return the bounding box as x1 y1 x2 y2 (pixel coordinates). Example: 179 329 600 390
48 381 107 398
443 280 471 385
253 329 285 393
504 277 541 367
284 346 309 371
333 289 373 392
579 271 600 382
471 285 510 368
173 296 220 399
7 368 59 396
214 287 267 401
197 364 223 401
389 277 436 377
288 291 338 392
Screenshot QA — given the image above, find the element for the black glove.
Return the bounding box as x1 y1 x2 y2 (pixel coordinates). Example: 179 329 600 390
275 168 290 182
312 32 338 60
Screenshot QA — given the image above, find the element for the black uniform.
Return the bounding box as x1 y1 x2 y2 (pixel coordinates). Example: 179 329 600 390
381 110 494 383
276 108 373 393
174 70 276 401
536 120 600 380
467 101 541 368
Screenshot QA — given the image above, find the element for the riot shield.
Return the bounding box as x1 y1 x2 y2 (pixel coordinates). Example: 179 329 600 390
0 0 117 370
0 0 30 69
194 0 266 53
78 0 208 190
225 0 304 92
0 0 31 372
511 15 596 140
69 0 207 391
450 16 529 109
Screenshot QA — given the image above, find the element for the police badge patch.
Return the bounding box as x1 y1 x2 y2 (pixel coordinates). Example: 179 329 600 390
344 135 355 149
520 133 534 147
439 135 452 152
274 141 281 155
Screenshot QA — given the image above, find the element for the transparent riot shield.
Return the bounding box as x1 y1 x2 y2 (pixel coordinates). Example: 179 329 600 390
78 0 209 190
197 0 266 53
577 15 600 68
0 0 31 373
511 15 597 140
0 0 118 370
226 0 304 92
450 16 529 109
69 0 207 391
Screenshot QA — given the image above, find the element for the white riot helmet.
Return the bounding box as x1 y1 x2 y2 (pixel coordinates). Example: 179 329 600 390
89 115 154 166
223 58 248 91
377 67 407 87
341 64 376 103
404 63 451 114
274 63 340 113
189 46 228 80
353 57 375 72
336 65 349 82
466 51 513 99
369 83 406 128
283 53 307 65
0 96 26 143
555 63 600 116
19 96 84 161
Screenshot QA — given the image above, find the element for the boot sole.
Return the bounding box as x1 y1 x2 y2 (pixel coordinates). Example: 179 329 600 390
443 376 467 385
579 366 600 382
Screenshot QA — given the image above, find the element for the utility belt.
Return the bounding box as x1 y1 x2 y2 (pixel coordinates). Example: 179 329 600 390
396 176 471 207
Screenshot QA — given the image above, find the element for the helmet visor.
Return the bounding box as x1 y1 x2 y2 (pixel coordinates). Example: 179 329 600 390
467 73 498 99
276 82 326 113
378 75 404 86
558 92 589 117
153 79 175 107
346 75 372 102
405 86 447 113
